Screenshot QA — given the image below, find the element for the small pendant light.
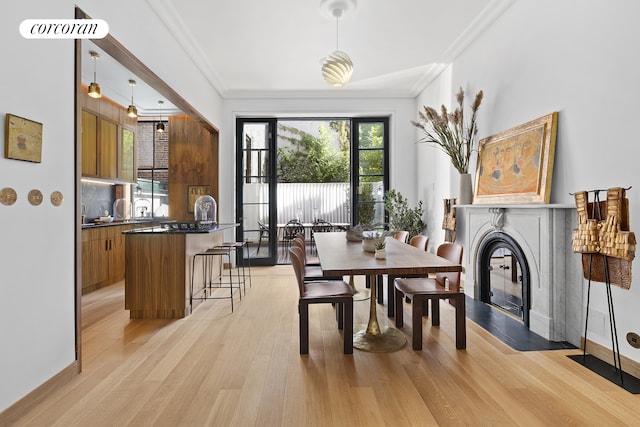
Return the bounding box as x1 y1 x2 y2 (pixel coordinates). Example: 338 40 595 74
156 100 165 132
126 79 138 118
88 51 102 98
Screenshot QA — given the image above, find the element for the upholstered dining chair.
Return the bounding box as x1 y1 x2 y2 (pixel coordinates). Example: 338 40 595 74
292 235 343 281
384 234 430 317
289 246 355 354
394 242 465 350
294 233 320 265
393 230 409 243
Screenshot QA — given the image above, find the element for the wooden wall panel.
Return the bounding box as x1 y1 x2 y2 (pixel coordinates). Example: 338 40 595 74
168 115 219 220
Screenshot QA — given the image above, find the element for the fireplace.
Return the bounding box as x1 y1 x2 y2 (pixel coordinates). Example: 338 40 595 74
457 204 582 342
477 231 531 326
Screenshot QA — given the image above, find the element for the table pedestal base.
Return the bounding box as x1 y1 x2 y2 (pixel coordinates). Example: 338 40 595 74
352 273 407 352
353 326 406 352
348 274 370 301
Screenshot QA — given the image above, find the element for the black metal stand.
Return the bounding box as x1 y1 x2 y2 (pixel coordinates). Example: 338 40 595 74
573 188 635 391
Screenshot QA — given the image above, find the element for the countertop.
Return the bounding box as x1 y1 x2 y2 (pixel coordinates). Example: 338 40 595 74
82 219 157 229
122 222 238 234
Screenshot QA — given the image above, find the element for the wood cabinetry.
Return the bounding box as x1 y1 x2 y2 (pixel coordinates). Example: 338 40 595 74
124 226 233 319
81 111 98 176
99 118 118 179
80 86 137 182
82 224 137 294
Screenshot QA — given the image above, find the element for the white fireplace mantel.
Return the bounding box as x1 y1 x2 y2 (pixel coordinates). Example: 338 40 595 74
456 204 582 343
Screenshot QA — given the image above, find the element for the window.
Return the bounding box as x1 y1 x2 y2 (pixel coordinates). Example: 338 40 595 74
134 121 169 218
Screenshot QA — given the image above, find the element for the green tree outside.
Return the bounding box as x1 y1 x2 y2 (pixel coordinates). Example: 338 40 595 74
277 122 349 183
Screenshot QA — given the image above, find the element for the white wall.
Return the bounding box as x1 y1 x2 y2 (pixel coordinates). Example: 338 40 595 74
0 0 223 412
417 0 640 360
0 1 76 411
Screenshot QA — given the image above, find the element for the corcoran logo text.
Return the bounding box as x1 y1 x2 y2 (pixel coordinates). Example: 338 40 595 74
20 19 109 39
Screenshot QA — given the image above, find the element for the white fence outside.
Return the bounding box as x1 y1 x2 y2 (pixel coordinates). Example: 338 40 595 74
242 182 349 243
277 182 350 224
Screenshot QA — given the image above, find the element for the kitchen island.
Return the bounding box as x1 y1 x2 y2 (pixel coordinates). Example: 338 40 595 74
123 223 238 319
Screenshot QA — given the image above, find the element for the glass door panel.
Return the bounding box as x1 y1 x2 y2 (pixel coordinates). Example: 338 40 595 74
236 119 277 265
353 118 389 227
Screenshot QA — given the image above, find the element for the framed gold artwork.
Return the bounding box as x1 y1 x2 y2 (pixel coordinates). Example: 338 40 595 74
4 113 43 163
187 185 210 213
473 112 558 204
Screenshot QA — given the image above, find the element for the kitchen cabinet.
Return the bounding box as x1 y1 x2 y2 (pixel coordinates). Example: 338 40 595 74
120 127 135 182
82 223 137 294
80 90 137 182
81 110 98 176
82 227 111 293
99 118 118 179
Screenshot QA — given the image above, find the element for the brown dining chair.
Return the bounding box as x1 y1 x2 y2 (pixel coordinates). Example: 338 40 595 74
393 230 409 243
394 242 465 350
292 235 343 281
289 246 355 354
294 233 320 265
383 235 429 317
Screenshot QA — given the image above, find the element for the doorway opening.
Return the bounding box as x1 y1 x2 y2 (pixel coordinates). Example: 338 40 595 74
236 117 389 265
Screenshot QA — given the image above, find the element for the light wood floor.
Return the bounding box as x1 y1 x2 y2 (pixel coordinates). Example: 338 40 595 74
11 266 640 426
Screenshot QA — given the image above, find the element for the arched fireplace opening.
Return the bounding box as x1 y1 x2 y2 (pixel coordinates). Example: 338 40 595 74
477 232 531 327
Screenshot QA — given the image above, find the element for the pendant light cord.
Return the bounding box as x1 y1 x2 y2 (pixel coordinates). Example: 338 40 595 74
335 14 339 51
334 8 342 51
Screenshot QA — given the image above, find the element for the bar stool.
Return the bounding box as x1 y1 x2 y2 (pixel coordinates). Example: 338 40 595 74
190 247 237 312
213 240 252 295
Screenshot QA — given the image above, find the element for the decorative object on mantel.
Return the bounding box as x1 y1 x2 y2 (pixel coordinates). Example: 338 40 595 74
5 113 43 163
474 112 558 205
0 187 17 206
569 186 637 390
412 87 483 204
442 198 457 242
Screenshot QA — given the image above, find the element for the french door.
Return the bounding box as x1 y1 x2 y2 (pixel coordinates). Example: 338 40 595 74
236 118 278 266
352 117 389 227
236 117 389 266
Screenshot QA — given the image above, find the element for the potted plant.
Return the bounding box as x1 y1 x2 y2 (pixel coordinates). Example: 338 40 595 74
411 87 483 204
361 230 387 253
383 190 426 241
374 240 386 259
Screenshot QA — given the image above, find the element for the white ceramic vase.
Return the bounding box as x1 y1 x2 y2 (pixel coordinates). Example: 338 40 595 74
458 173 473 205
362 238 384 253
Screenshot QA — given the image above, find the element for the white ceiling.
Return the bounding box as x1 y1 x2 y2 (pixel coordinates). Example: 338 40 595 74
82 0 512 113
